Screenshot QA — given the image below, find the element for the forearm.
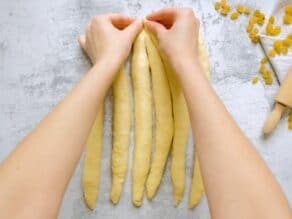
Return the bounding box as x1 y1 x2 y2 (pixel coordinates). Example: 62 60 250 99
175 58 291 219
0 57 118 219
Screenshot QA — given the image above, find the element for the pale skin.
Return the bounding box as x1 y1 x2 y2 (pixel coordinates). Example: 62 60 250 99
0 14 142 219
0 7 290 219
146 8 291 219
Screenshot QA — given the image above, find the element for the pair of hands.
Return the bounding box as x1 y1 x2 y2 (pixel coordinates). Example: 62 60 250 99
79 8 200 78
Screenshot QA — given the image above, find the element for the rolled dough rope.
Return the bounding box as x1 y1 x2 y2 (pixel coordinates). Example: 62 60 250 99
110 65 131 204
167 65 189 206
144 31 174 200
189 33 211 209
189 152 204 208
148 34 189 206
82 104 104 210
131 30 152 207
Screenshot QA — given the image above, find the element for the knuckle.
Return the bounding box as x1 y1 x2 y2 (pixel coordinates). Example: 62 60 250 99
183 8 194 16
107 13 117 18
91 18 98 25
93 15 100 21
91 15 101 25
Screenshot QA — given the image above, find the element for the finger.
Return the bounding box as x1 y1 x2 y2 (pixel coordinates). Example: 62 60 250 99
78 35 86 51
108 14 135 30
78 35 92 61
85 21 92 43
85 21 93 53
144 19 166 36
146 7 177 28
123 20 143 42
147 7 177 20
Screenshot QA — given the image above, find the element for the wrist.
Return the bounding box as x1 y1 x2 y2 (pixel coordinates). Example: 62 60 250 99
90 57 121 86
170 55 200 77
176 58 209 96
93 56 121 76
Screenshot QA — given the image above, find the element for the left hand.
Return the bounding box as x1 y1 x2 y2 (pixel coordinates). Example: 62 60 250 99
79 14 142 66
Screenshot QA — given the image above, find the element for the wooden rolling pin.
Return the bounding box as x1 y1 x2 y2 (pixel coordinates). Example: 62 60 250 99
263 67 292 135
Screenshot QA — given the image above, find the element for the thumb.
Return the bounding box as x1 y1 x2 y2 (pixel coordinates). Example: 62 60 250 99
145 19 166 37
123 20 143 42
78 35 86 52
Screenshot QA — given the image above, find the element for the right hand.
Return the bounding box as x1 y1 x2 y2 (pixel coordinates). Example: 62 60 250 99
145 8 200 70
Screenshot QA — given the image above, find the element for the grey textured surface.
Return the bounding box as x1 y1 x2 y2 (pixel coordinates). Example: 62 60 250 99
0 0 291 218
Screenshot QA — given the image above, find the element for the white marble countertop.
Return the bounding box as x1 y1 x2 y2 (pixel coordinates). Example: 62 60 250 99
0 0 291 218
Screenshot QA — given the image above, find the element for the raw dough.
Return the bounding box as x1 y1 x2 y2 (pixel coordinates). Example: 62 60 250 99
149 36 190 206
131 30 152 207
188 32 211 208
144 31 174 200
166 62 190 206
189 152 204 208
110 66 131 204
82 104 104 210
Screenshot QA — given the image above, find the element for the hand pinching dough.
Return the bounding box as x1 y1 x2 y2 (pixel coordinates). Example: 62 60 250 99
131 30 152 207
144 31 174 200
110 66 131 204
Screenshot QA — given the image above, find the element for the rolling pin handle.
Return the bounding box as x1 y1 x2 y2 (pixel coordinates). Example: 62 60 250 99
263 103 286 135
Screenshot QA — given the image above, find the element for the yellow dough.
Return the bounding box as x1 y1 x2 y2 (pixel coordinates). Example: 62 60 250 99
144 31 174 200
189 151 204 208
110 66 131 204
149 32 189 206
131 30 152 207
149 31 210 206
189 33 211 208
82 105 104 210
166 62 189 206
148 39 189 206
